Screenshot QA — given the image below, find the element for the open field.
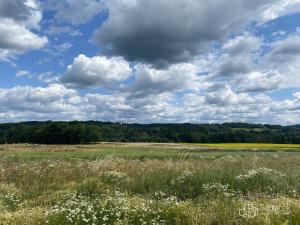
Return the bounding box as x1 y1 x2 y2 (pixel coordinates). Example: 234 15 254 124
187 143 300 149
0 143 300 225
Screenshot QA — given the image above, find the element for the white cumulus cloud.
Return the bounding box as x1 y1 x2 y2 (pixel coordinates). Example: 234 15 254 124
61 54 132 88
0 0 48 61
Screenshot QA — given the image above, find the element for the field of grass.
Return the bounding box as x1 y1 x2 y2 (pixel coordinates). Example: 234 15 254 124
185 143 300 148
0 143 300 225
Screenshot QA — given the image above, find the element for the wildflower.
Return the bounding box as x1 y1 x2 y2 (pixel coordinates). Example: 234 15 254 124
235 167 286 180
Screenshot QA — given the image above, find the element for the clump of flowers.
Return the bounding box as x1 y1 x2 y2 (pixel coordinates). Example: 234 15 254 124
46 192 105 225
202 182 236 198
46 191 125 225
153 191 180 204
234 167 294 198
45 191 176 225
235 167 286 180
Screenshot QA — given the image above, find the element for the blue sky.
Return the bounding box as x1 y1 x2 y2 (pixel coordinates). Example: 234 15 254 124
0 0 300 124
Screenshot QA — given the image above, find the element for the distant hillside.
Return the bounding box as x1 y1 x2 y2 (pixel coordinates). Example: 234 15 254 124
0 121 300 144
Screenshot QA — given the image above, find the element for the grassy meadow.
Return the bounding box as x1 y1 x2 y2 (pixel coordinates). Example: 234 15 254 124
187 143 300 149
0 143 300 225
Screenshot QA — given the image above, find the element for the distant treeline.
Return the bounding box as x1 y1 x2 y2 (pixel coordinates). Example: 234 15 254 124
0 121 300 144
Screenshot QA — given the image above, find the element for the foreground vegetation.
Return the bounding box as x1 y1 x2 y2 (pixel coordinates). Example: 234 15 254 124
0 143 300 224
1 121 300 144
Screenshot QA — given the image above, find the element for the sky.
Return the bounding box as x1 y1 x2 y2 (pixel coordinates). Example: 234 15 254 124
0 0 300 124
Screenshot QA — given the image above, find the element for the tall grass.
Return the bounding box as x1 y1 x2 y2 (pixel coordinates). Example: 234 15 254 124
0 144 299 224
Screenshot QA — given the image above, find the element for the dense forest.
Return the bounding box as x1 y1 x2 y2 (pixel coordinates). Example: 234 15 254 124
0 121 300 144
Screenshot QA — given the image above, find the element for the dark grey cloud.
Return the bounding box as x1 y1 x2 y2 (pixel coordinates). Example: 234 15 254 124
94 0 243 68
0 0 35 22
93 0 289 68
265 35 300 64
0 0 41 29
0 0 28 21
217 60 251 77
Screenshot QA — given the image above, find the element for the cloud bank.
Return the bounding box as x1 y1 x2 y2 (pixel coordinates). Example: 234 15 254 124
1 0 300 124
